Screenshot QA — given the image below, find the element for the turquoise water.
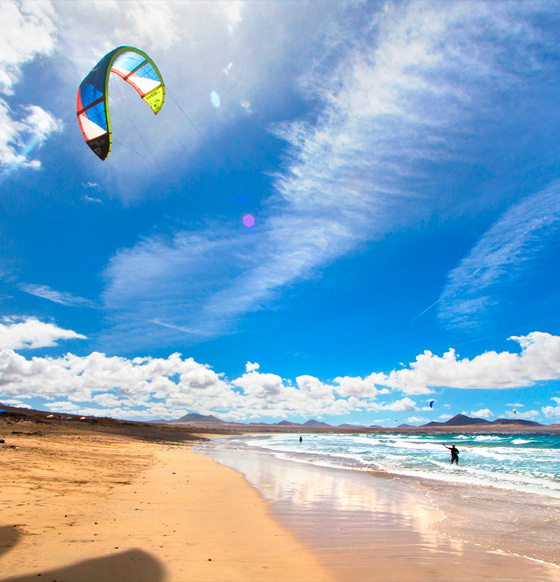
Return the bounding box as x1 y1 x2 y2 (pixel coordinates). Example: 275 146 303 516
225 432 560 499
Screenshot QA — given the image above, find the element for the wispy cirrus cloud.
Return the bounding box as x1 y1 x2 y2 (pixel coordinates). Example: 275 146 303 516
101 1 558 345
438 180 560 329
20 284 97 309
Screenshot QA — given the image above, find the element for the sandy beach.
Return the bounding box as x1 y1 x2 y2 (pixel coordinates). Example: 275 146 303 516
0 418 331 582
2 415 560 582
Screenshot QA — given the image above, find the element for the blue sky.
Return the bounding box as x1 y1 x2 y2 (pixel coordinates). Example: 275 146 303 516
2 0 560 426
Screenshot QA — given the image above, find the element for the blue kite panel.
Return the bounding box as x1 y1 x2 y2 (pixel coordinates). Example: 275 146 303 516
114 52 146 74
80 84 104 109
136 63 159 81
85 101 108 132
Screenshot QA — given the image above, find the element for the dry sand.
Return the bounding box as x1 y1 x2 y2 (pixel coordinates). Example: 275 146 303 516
2 416 560 582
0 419 332 582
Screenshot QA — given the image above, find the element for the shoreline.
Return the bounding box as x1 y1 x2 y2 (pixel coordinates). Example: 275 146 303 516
0 420 332 582
201 436 560 581
3 415 560 581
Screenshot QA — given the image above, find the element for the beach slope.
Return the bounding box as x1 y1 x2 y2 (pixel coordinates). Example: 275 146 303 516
0 420 332 582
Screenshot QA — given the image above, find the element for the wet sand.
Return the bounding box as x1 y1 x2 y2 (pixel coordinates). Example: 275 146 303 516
202 439 560 582
3 415 560 582
0 421 332 582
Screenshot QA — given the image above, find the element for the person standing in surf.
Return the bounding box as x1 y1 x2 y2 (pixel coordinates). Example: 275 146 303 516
444 444 459 465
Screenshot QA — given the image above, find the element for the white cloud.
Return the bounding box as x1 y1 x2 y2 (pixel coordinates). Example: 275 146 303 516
82 195 103 204
541 396 560 420
332 375 382 398
20 284 97 308
0 399 30 408
505 409 540 420
439 180 560 329
470 408 493 419
375 332 560 394
113 1 180 51
0 316 86 350
0 1 57 94
0 100 62 170
240 100 253 114
405 416 428 425
97 1 560 343
2 327 560 422
375 397 417 412
0 2 61 172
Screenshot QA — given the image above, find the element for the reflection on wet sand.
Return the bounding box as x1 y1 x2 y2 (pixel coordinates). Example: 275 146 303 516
204 444 560 582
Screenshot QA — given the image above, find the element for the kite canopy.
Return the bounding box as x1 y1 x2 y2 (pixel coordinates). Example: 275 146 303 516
77 46 165 160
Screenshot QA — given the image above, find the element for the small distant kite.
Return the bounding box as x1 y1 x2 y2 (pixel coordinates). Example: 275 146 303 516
429 400 435 408
513 408 518 415
77 46 165 160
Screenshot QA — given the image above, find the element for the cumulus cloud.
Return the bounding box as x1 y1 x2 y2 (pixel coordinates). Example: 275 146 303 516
405 416 428 425
375 332 560 394
332 375 383 399
470 408 493 419
541 397 560 420
506 409 540 420
0 316 86 350
2 328 560 421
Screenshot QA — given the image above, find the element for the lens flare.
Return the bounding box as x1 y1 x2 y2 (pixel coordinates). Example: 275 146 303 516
210 90 221 108
243 214 255 228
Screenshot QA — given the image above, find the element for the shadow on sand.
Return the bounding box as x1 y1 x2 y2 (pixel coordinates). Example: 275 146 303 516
0 526 22 559
0 530 165 582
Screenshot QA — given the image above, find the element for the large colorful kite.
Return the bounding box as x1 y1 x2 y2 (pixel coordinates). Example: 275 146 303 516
77 46 165 160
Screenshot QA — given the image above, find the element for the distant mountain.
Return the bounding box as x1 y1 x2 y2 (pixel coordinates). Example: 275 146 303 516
175 413 225 424
423 414 491 427
368 425 382 428
303 419 331 427
398 423 413 428
338 423 364 428
275 420 302 426
491 418 542 427
447 414 491 426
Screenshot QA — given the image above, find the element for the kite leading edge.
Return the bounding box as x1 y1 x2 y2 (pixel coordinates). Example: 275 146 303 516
77 46 165 161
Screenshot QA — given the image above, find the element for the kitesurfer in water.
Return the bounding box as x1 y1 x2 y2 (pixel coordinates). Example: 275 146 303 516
444 444 459 465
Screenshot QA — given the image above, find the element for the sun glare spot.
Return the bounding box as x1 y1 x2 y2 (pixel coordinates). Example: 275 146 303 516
210 91 221 108
243 214 255 228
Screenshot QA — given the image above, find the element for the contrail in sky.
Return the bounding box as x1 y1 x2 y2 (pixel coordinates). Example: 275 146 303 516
409 297 442 324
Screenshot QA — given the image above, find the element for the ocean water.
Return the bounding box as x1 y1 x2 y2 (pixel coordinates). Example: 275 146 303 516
213 432 560 499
